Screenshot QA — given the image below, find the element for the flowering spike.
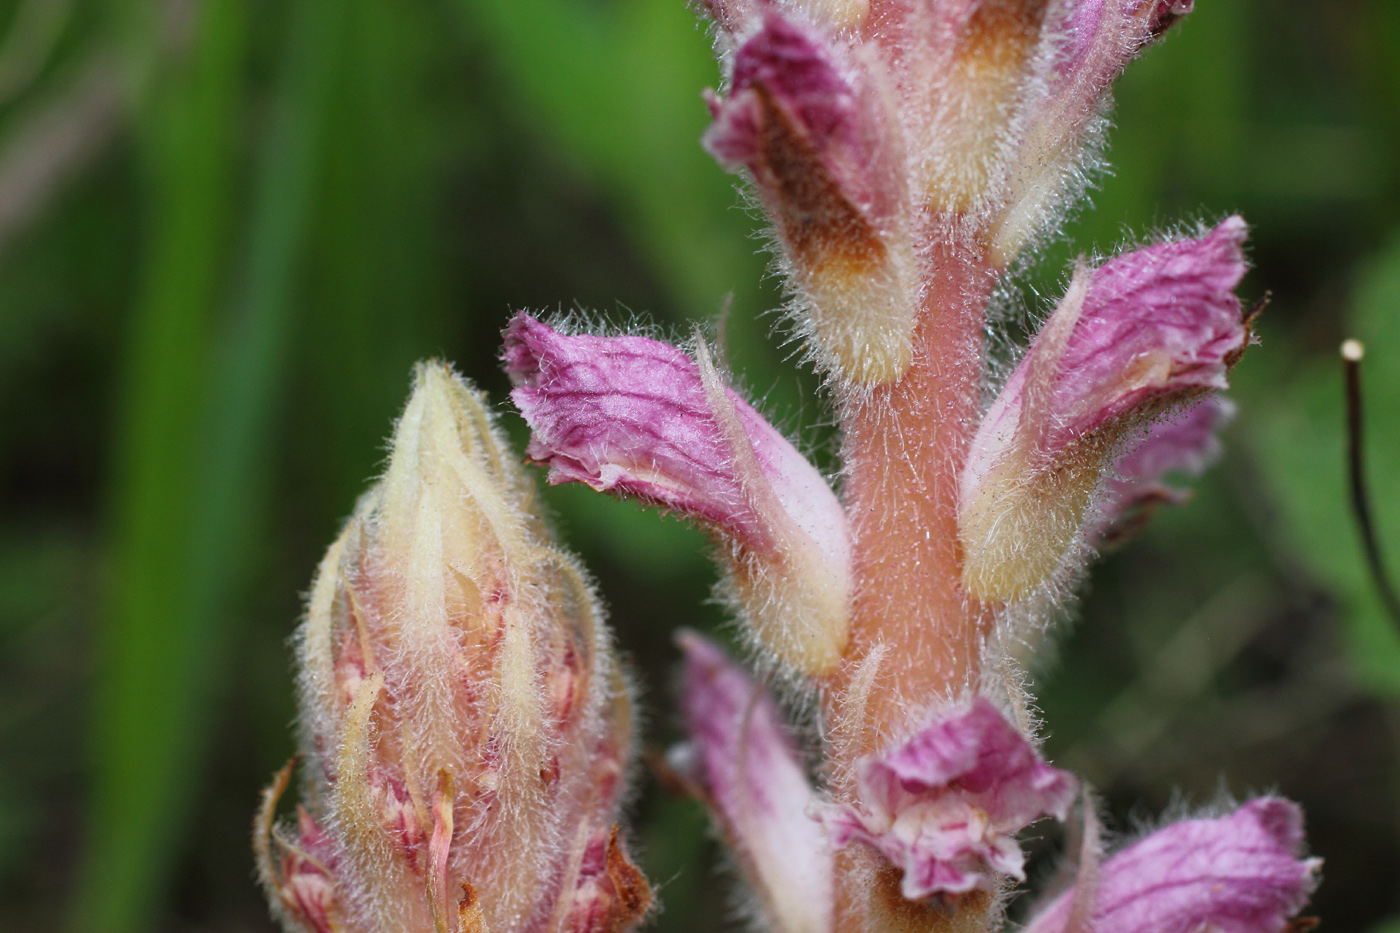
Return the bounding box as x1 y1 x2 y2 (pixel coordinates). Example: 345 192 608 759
704 14 917 384
1023 798 1320 933
504 314 851 675
672 632 833 933
822 699 1076 899
257 363 648 933
960 217 1250 600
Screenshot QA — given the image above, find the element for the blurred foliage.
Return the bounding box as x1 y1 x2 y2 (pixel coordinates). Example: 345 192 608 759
0 0 1397 931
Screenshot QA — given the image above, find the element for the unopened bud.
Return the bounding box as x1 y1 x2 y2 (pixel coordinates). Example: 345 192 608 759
256 363 648 933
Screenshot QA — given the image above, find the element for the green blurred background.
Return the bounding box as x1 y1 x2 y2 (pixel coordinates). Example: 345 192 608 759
1 0 1399 930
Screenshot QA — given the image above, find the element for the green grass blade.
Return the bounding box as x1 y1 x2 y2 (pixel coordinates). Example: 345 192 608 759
72 0 339 927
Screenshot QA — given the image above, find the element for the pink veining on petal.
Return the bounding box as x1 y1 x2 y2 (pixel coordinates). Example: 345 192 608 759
503 314 843 559
673 632 833 933
969 216 1250 491
1024 798 1320 933
1052 215 1249 434
822 699 1076 900
1089 395 1235 545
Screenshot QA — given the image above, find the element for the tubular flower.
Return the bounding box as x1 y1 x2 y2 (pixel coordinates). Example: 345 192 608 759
672 632 833 933
240 1 1332 933
504 314 851 676
260 0 1322 926
704 14 917 383
255 363 649 933
698 0 1197 384
1023 798 1320 933
959 217 1251 600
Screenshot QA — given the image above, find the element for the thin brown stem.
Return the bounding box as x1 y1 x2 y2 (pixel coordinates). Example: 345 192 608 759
1342 339 1400 628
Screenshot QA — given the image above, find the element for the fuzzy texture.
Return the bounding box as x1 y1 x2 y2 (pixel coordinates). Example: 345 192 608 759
959 217 1251 601
256 363 649 933
504 314 851 675
991 0 1191 261
1023 798 1320 933
672 632 833 933
1089 395 1234 546
704 13 917 384
822 699 1076 899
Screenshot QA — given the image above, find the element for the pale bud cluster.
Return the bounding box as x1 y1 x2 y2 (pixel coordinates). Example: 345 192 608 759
256 364 648 933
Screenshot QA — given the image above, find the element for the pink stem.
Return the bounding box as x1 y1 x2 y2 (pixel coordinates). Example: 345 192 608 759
827 235 997 933
827 237 996 764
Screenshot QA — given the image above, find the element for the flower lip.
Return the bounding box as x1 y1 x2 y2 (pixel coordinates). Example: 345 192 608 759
822 698 1076 899
674 631 834 933
1023 797 1320 933
503 312 846 559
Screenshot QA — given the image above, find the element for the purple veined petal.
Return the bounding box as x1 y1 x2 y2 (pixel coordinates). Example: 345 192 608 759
1088 395 1235 548
821 698 1076 900
673 632 833 933
1023 798 1320 933
503 314 851 674
992 0 1195 261
703 13 917 384
960 218 1251 600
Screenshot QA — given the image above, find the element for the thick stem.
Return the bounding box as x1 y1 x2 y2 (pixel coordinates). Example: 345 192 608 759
827 239 995 763
824 238 997 933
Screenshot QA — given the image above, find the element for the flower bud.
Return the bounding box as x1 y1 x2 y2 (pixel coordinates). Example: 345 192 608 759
704 14 917 384
821 698 1075 900
504 315 851 676
256 363 649 933
960 217 1250 600
671 632 833 933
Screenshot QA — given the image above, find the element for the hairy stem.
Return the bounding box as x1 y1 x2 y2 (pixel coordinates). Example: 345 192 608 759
828 238 995 763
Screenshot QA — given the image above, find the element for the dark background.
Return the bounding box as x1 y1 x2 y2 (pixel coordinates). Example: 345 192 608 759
2 0 1399 930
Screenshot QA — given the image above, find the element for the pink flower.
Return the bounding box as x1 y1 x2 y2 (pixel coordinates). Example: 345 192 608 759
504 314 850 674
672 632 833 933
822 699 1076 899
1024 798 1320 933
1090 396 1235 547
993 0 1195 259
960 217 1252 600
703 14 916 384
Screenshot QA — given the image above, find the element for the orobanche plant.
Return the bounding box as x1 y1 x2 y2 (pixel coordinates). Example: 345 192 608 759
255 2 1321 933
